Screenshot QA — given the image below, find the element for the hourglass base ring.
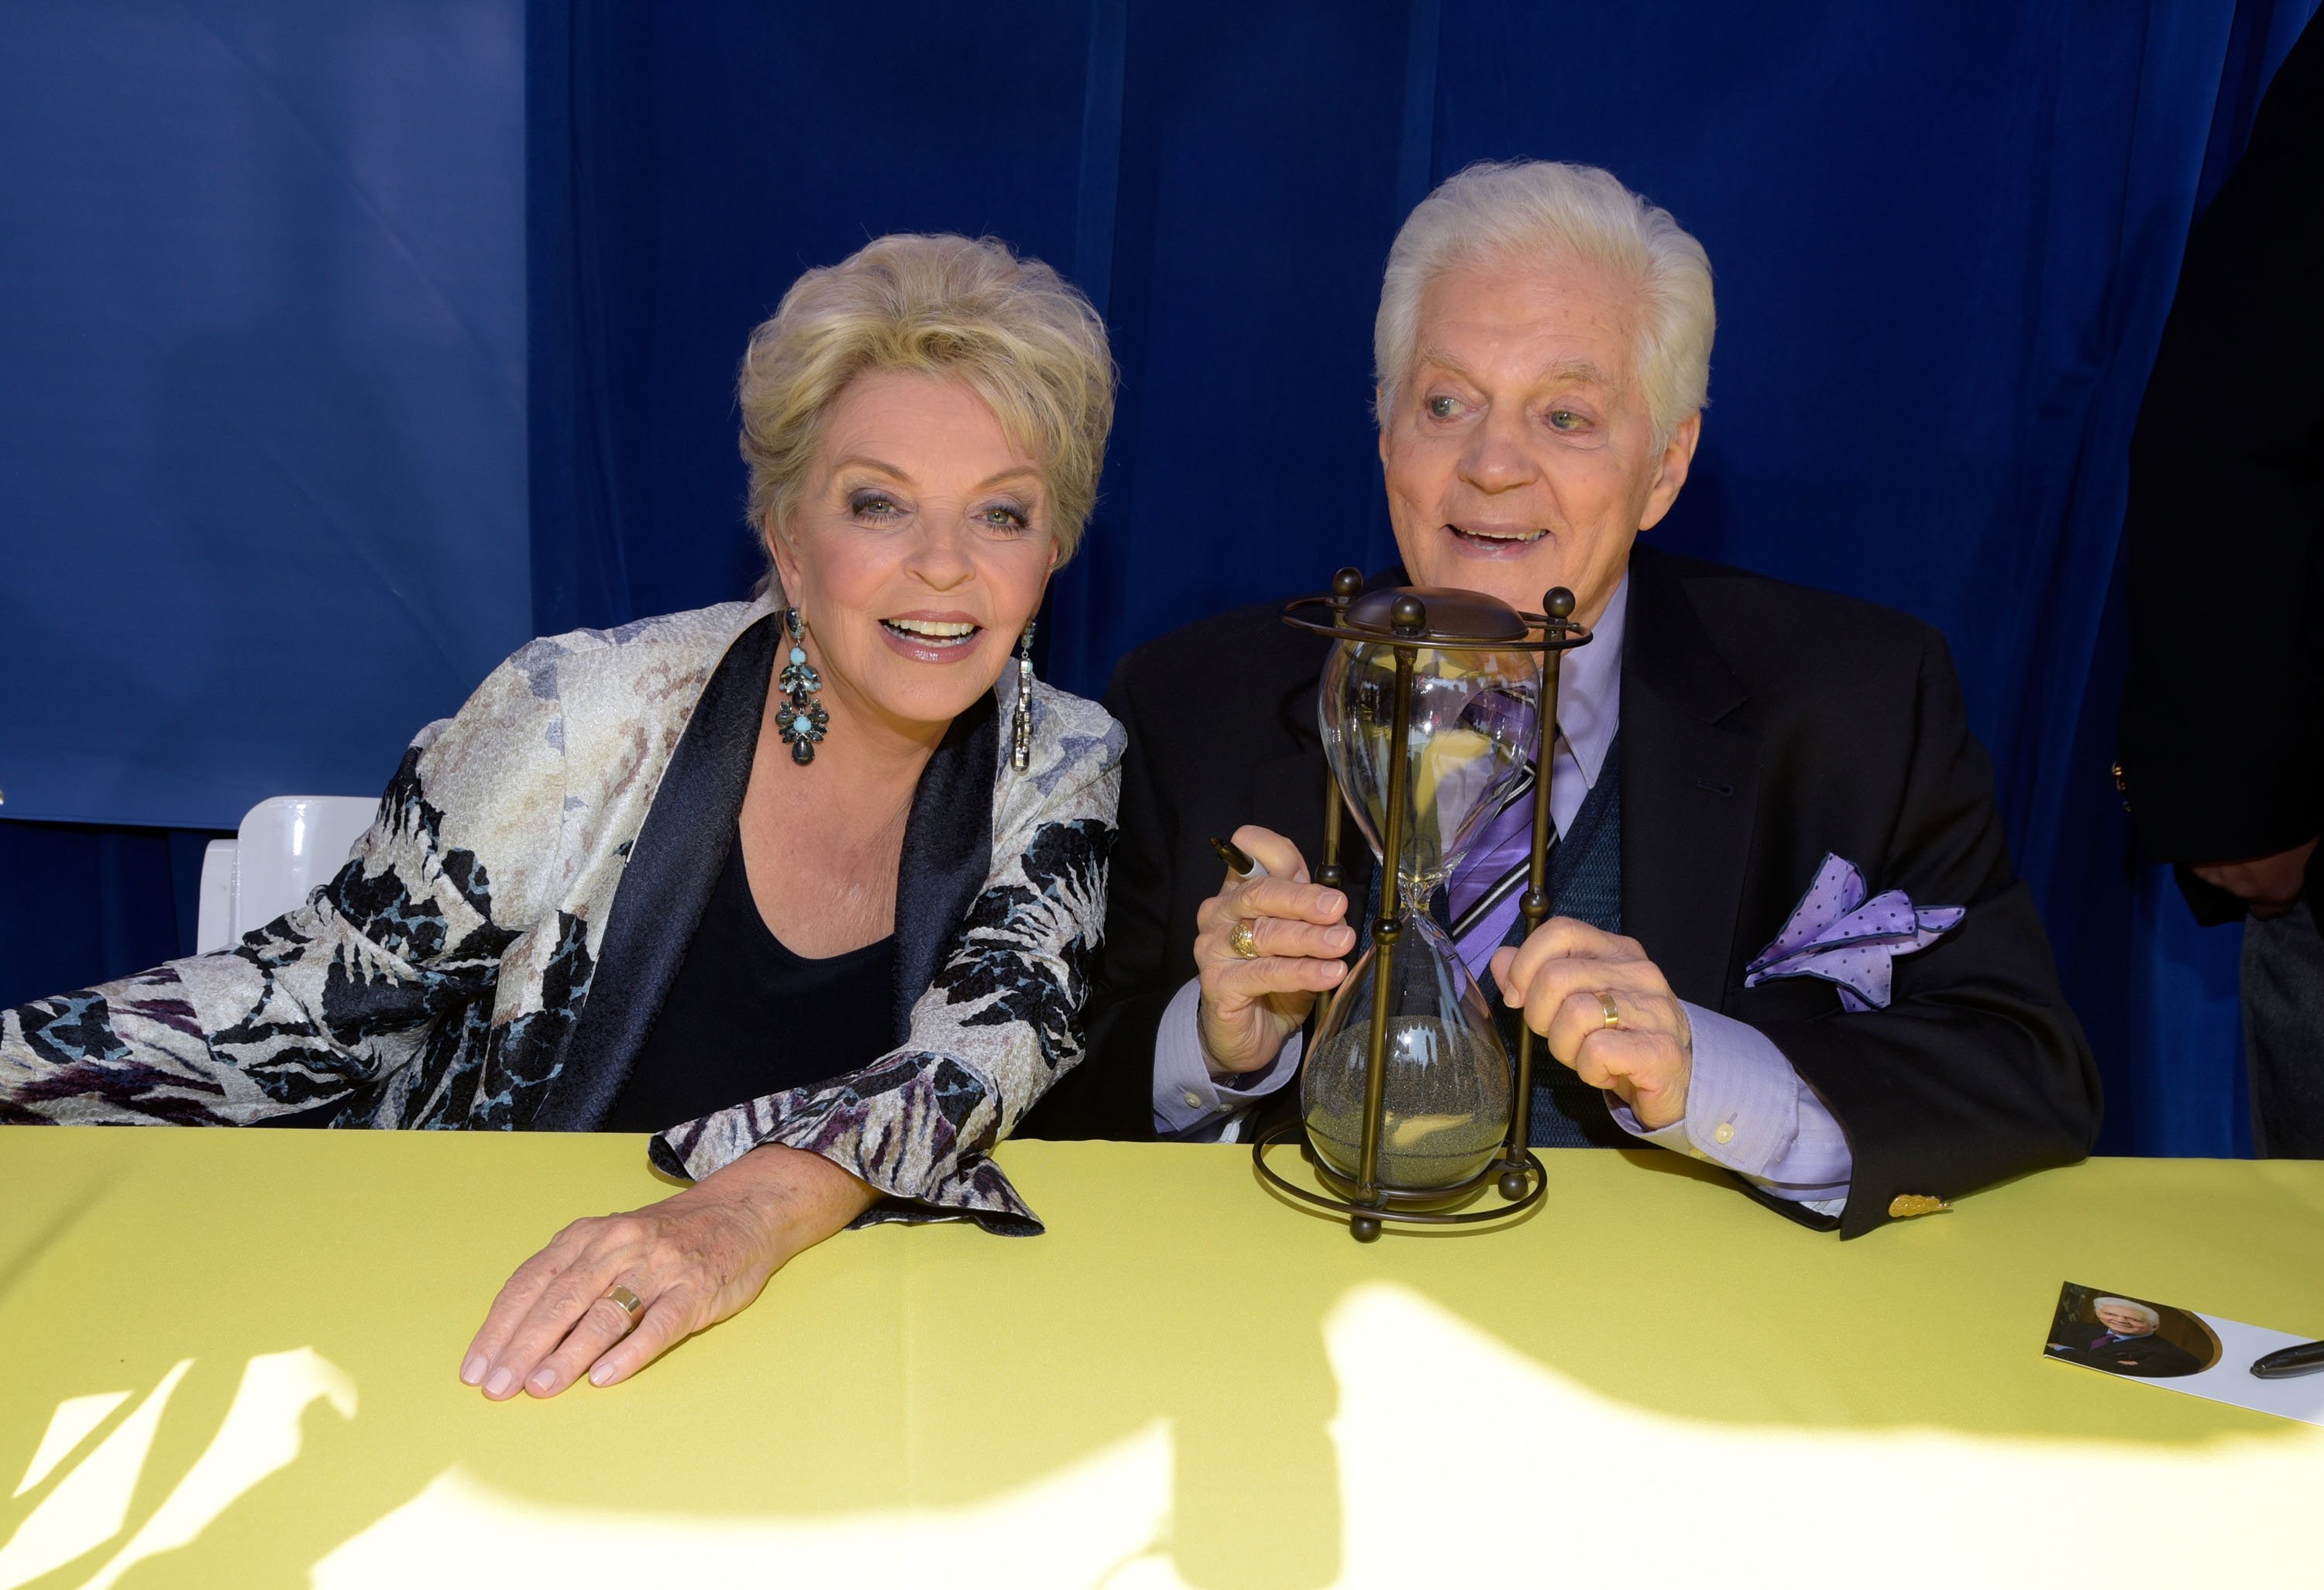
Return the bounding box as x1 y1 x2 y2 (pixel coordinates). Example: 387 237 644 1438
1251 1118 1545 1238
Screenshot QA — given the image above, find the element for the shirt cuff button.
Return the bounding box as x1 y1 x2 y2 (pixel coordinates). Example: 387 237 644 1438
1713 1121 1736 1145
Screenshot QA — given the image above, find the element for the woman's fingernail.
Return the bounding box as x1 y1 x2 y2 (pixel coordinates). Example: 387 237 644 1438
485 1366 514 1399
528 1368 558 1396
460 1354 488 1386
589 1362 616 1387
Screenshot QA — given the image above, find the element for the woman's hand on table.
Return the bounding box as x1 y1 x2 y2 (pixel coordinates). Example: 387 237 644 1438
459 1144 875 1399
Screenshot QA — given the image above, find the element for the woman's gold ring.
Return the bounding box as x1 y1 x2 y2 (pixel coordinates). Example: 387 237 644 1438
604 1284 645 1325
1596 991 1621 1029
1229 919 1262 960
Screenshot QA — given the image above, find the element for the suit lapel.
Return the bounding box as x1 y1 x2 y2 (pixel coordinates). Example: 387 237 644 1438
1620 548 1760 1009
891 692 999 1042
534 613 779 1130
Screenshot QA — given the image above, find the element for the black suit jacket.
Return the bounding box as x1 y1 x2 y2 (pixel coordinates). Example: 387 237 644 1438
2047 1320 2205 1378
1021 544 2101 1238
2118 15 2324 919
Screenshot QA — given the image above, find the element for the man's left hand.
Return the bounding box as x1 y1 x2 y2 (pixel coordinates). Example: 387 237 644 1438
1490 918 1694 1130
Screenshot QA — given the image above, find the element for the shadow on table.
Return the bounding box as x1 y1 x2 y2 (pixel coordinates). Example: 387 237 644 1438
6 1137 2319 1590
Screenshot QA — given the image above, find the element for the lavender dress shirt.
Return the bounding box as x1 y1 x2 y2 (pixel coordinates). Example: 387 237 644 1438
1149 577 1852 1212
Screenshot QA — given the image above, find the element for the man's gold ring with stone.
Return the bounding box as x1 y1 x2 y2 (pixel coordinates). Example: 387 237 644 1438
603 1285 645 1327
1229 919 1262 960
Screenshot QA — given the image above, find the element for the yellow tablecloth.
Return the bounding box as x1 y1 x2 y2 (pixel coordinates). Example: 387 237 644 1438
4 1128 2322 1588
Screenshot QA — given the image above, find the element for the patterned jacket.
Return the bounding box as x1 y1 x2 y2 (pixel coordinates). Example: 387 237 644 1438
0 598 1124 1234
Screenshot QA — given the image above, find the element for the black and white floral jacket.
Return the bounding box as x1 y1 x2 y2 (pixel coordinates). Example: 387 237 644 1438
0 598 1124 1234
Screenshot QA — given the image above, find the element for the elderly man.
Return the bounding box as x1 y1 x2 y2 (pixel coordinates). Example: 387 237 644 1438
1021 160 2099 1236
2047 1299 2204 1377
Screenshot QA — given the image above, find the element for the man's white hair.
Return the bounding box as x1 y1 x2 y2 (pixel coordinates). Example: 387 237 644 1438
2092 1297 2161 1327
1373 160 1715 446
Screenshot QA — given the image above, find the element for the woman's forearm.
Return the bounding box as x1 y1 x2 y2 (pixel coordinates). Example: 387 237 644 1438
459 1144 876 1399
688 1143 880 1279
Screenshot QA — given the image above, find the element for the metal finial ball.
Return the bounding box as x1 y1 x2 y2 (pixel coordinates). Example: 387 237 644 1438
1332 566 1364 599
1543 587 1576 620
1389 594 1427 634
1497 1169 1529 1200
1350 1214 1384 1243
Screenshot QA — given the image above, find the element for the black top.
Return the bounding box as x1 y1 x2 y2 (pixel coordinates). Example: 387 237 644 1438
602 829 898 1134
529 606 998 1135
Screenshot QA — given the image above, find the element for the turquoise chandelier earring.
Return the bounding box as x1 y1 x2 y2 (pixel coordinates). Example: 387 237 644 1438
1010 621 1036 772
778 606 827 764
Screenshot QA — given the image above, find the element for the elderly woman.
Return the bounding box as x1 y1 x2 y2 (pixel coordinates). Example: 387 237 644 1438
0 233 1123 1399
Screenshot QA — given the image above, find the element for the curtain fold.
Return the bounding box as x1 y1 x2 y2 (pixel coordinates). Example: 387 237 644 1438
523 0 2314 1157
9 1 2312 1159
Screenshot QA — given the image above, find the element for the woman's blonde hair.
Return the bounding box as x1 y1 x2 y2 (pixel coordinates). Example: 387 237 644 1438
738 233 1116 587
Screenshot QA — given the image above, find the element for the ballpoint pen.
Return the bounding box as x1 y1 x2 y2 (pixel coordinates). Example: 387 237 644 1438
2250 1339 2324 1379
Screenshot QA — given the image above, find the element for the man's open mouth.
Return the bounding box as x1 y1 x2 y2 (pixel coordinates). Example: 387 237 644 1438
1446 523 1549 547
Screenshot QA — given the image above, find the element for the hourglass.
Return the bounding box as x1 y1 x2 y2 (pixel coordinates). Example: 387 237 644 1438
1253 568 1591 1240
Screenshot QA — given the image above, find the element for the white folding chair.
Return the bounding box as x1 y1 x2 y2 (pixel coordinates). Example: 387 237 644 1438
194 796 380 953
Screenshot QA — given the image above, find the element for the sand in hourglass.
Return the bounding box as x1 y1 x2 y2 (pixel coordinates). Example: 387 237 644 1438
1304 1015 1511 1190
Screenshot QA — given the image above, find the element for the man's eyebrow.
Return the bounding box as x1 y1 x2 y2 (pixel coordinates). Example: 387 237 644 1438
1409 349 1619 389
1413 346 1480 383
1537 358 1616 388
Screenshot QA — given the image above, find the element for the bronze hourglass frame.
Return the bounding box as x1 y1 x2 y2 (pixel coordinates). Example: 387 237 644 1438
1251 567 1592 1241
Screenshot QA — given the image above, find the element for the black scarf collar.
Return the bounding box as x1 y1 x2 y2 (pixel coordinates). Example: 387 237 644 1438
535 614 999 1131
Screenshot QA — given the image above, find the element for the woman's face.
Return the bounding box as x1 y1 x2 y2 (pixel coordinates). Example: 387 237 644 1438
771 371 1057 744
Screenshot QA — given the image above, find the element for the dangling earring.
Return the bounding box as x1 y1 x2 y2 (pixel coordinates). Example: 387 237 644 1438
777 606 827 764
1010 622 1037 773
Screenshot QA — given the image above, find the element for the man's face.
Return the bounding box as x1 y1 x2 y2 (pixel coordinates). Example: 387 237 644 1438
2095 1305 2156 1337
1377 256 1700 627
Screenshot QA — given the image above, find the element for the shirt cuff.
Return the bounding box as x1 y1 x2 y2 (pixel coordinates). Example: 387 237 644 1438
1151 977 1302 1135
1607 1001 1852 1206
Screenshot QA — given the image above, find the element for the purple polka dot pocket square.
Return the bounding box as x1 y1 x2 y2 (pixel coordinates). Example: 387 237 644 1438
1742 853 1965 1012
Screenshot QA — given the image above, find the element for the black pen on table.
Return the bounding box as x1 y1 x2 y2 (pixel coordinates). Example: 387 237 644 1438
2250 1339 2324 1379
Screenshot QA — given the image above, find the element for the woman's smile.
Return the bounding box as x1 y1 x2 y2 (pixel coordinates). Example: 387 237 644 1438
878 610 985 663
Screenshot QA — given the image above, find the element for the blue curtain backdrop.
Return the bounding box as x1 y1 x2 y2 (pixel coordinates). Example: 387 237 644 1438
0 0 530 831
5 1 2315 1158
0 0 528 1010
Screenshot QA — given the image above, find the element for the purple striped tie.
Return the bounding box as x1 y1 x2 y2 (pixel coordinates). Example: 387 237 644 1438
1446 758 1550 980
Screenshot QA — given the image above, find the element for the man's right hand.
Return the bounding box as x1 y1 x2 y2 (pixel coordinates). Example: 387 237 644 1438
2191 836 2318 920
1192 825 1354 1077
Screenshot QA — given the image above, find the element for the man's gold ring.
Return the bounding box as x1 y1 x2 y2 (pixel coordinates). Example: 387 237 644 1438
604 1285 645 1325
1229 919 1262 960
1596 991 1621 1029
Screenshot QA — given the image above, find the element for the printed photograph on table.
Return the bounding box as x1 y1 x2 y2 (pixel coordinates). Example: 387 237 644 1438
2044 1283 2219 1379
